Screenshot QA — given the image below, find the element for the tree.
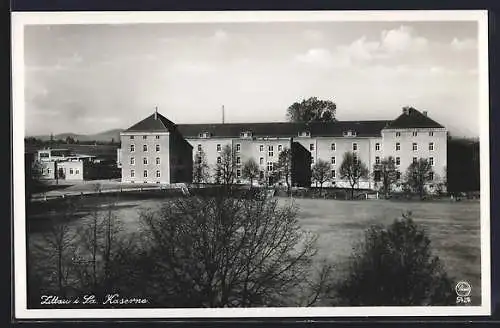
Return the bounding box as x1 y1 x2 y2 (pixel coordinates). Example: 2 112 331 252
286 97 337 123
373 156 398 198
193 149 210 187
339 152 369 199
139 193 332 307
274 148 292 194
241 158 259 187
312 159 331 196
404 158 433 200
333 212 455 306
214 145 237 187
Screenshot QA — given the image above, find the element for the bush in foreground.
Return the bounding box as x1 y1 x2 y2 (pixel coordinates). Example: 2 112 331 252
333 212 455 306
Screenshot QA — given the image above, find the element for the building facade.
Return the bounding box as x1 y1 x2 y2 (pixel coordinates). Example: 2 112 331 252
119 107 447 191
34 148 95 181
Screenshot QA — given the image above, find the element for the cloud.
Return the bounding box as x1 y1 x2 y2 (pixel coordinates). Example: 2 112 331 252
451 37 477 51
210 29 229 44
302 29 324 42
338 36 381 62
380 26 428 53
294 48 351 68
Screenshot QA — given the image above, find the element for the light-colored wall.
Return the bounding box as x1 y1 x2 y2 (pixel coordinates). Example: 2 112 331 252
120 132 170 184
58 161 84 181
381 128 447 189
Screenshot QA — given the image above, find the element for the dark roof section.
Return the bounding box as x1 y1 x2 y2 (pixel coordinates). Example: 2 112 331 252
385 107 444 129
176 120 392 138
124 112 177 132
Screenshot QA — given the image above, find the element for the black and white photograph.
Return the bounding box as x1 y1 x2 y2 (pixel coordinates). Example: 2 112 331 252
12 10 490 319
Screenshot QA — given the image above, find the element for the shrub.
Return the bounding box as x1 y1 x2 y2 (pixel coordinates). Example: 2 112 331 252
333 212 455 306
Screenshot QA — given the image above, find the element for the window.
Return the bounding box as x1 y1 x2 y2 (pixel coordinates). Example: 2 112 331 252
130 157 135 165
47 169 51 174
217 144 221 152
331 143 336 151
75 169 79 174
310 143 315 151
236 144 241 152
130 144 135 152
374 170 381 181
311 156 315 164
396 142 401 151
413 157 418 164
236 157 241 164
278 145 282 152
130 170 135 177
197 144 202 152
396 171 401 180
343 130 357 137
412 143 418 151
156 170 161 178
236 169 241 178
259 157 264 165
156 135 160 139
429 142 434 151
429 157 434 166
331 170 336 179
130 136 134 140
143 144 148 152
143 157 148 165
259 145 264 152
353 154 358 165
331 157 336 165
268 145 274 157
375 143 380 151
267 162 274 172
199 132 210 138
299 131 310 137
156 157 160 165
412 131 418 137
155 144 160 152
375 156 380 165
429 172 434 180
259 171 265 179
69 168 74 175
143 135 147 140
217 157 221 164
429 131 434 137
396 157 401 166
353 143 358 151
396 132 401 137
143 170 148 178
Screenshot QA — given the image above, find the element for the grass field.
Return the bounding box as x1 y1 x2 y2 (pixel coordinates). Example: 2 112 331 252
27 196 482 306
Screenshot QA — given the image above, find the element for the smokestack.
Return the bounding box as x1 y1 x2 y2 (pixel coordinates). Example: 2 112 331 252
423 111 428 117
154 106 158 120
222 105 225 124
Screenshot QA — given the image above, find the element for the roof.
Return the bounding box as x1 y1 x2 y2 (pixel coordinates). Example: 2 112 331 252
176 120 392 138
124 112 177 132
385 107 444 129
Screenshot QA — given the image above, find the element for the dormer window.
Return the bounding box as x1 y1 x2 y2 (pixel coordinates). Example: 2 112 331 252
198 131 210 138
240 131 253 138
343 130 357 137
299 131 310 137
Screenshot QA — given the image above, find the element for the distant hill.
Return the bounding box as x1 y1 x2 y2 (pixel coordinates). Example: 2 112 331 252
31 129 124 143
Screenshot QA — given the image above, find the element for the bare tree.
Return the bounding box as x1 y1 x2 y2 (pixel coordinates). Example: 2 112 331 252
193 149 210 187
139 193 332 307
339 152 369 199
214 145 237 187
373 156 398 198
312 159 331 196
404 158 434 200
241 158 259 187
274 148 292 195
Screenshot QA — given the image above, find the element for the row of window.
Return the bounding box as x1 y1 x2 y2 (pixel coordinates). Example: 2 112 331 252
129 157 161 165
395 131 434 137
130 170 161 178
199 143 285 155
315 142 435 152
309 155 435 166
130 144 161 152
129 135 161 140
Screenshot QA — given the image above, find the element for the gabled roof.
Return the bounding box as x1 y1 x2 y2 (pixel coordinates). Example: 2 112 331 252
124 112 177 132
176 120 391 138
384 107 444 129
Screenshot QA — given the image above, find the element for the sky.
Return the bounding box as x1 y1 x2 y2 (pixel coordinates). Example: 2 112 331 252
23 20 480 137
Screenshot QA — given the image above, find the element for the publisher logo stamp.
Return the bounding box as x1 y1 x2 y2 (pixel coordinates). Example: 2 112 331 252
455 281 471 304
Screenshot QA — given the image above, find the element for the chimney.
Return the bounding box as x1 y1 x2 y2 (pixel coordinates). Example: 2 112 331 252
402 107 410 115
423 111 428 117
222 105 225 124
154 106 158 120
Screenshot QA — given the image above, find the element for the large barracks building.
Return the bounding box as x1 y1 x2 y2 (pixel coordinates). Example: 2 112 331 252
117 107 447 190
